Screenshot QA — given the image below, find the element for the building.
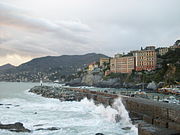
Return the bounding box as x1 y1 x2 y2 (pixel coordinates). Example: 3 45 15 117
133 50 157 71
88 62 99 71
158 47 169 56
99 58 110 67
110 56 135 73
169 40 180 50
114 53 123 58
169 45 180 50
144 46 156 51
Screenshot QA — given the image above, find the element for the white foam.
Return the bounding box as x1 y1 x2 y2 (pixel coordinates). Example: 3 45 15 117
80 97 138 134
0 86 137 135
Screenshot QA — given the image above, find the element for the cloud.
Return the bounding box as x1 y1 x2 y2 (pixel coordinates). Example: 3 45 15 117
0 0 180 66
0 2 95 58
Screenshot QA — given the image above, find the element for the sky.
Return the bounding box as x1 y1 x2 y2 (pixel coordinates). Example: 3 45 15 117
0 0 180 66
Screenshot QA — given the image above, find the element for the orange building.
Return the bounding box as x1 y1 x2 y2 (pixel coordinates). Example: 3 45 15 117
110 56 135 73
133 50 157 71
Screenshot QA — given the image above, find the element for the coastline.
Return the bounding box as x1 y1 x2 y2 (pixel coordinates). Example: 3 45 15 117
29 85 180 135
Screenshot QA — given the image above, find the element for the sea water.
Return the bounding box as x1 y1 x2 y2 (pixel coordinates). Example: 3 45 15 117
0 82 137 135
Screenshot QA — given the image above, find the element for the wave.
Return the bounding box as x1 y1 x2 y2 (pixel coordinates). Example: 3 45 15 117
0 89 137 135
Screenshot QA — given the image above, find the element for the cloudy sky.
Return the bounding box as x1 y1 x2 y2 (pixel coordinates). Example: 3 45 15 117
0 0 180 66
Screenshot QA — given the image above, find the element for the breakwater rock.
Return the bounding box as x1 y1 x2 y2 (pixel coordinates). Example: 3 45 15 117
66 72 125 88
0 122 31 132
29 86 117 106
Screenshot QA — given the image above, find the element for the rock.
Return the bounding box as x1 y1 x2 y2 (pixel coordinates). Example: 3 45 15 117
138 122 180 135
33 124 44 127
157 82 165 88
147 81 157 90
5 104 12 106
66 78 82 86
122 127 131 130
98 78 123 88
36 127 60 131
82 73 103 86
47 127 60 130
0 122 31 132
115 114 121 122
123 82 137 89
136 83 148 89
95 133 104 135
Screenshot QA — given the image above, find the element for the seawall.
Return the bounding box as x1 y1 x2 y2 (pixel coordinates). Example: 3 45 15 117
29 86 180 135
122 97 180 135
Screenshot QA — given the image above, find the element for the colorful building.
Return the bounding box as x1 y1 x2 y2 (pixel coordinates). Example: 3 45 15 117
100 58 110 67
133 50 157 71
88 62 99 71
110 56 135 73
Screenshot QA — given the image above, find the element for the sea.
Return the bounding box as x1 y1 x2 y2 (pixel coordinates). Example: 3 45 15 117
0 82 138 135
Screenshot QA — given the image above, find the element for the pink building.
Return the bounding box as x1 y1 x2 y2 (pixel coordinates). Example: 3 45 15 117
133 50 157 71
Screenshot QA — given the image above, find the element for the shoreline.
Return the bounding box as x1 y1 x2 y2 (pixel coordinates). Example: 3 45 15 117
29 85 180 135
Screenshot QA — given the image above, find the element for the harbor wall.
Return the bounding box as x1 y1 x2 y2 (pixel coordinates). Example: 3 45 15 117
121 97 180 135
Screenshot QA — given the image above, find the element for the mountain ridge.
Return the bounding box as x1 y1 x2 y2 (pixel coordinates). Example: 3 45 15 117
17 53 108 72
0 64 16 72
0 53 109 82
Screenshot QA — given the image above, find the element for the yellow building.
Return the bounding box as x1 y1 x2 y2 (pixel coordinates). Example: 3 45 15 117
88 62 98 71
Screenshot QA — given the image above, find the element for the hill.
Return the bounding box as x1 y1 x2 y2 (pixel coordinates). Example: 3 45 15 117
0 53 108 82
16 53 108 74
0 64 15 72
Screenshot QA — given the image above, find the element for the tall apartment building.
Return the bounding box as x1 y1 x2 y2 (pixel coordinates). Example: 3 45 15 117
100 58 110 67
110 56 135 73
133 50 157 71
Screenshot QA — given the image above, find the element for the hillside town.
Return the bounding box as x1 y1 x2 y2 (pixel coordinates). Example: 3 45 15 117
0 40 180 90
89 40 180 75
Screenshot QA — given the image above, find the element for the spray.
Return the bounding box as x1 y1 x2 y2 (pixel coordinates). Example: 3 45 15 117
80 97 138 134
